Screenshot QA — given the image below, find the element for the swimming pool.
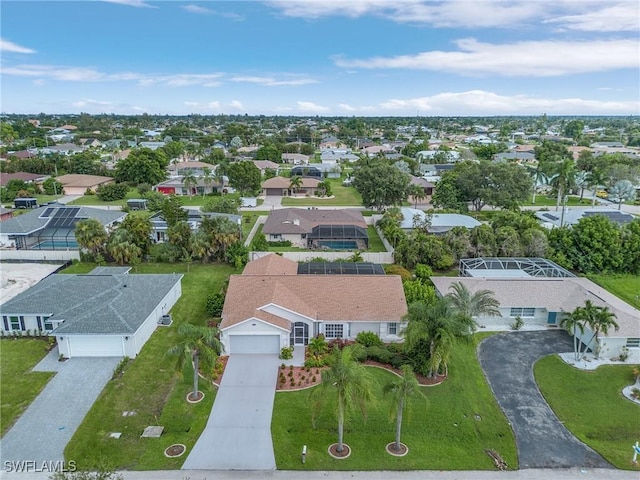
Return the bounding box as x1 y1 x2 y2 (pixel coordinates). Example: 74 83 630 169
32 240 79 250
318 240 358 250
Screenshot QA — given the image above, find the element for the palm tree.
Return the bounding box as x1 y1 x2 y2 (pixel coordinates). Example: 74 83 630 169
587 168 607 206
560 309 587 361
107 230 142 265
528 161 551 204
307 334 328 357
182 171 198 197
409 184 426 208
166 323 222 401
383 365 425 453
289 175 303 195
202 167 213 196
574 170 589 202
562 301 619 360
214 162 227 193
402 299 475 377
446 281 500 322
589 305 619 358
75 218 108 256
550 157 576 211
314 345 374 454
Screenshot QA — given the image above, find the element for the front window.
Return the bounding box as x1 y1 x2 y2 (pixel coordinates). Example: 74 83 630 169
325 324 344 339
43 316 54 331
388 323 398 335
10 316 21 330
626 338 640 348
510 307 535 318
270 234 281 240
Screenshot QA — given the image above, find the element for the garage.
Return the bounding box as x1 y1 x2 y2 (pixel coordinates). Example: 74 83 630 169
230 335 280 354
67 335 125 357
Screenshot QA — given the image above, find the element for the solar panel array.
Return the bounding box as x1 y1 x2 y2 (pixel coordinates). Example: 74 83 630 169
541 213 559 221
47 207 81 228
583 211 632 223
39 207 56 218
297 262 385 275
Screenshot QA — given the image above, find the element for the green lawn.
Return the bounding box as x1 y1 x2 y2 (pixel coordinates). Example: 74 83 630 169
522 195 593 207
586 274 640 309
281 180 363 207
64 262 236 470
534 355 640 470
241 211 269 240
68 188 138 206
367 225 388 252
272 335 517 470
0 339 55 437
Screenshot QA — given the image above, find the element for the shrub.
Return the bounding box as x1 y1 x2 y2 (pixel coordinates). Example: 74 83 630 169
511 316 524 330
384 264 412 281
356 331 383 347
250 234 269 251
304 356 326 368
267 240 293 248
205 292 225 317
390 353 411 369
414 263 433 282
280 346 294 360
137 183 151 195
96 182 129 201
327 338 355 350
631 388 640 400
366 345 393 364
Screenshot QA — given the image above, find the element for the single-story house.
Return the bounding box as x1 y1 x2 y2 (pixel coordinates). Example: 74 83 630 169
281 153 310 165
431 275 640 362
0 267 183 358
290 164 341 179
262 208 368 249
154 176 225 196
56 174 114 195
400 207 481 234
319 137 345 150
0 172 49 187
535 208 635 228
252 160 280 175
320 150 360 163
219 254 407 354
409 176 435 195
0 205 125 250
150 208 240 243
138 141 166 150
1 150 37 160
262 176 320 196
173 161 216 176
0 207 13 222
493 152 536 163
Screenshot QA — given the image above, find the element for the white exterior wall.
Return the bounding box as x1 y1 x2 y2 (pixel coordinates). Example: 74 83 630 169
599 337 637 361
264 232 305 248
221 318 290 355
476 307 548 328
349 322 380 338
379 321 407 343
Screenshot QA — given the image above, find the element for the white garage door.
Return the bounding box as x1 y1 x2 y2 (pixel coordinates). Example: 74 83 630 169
68 335 124 357
230 335 280 354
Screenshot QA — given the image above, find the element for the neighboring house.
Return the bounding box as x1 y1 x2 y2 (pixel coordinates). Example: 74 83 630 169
0 172 49 187
154 176 225 196
0 207 13 222
409 176 435 195
138 141 166 150
535 208 635 229
262 208 368 249
320 150 359 163
492 152 536 163
2 150 36 160
319 136 345 150
0 205 124 250
0 267 182 358
173 161 216 176
39 143 83 156
399 208 481 233
418 163 455 177
252 160 280 175
150 209 240 243
219 254 407 354
431 257 640 362
281 153 310 165
261 176 320 196
81 138 103 148
290 164 341 179
56 174 114 195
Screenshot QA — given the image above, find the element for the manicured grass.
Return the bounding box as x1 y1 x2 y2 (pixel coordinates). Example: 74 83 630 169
0 339 55 437
64 262 236 470
586 274 640 309
281 180 363 207
69 189 138 206
241 211 269 240
522 195 592 207
367 225 388 252
272 335 517 470
534 355 640 470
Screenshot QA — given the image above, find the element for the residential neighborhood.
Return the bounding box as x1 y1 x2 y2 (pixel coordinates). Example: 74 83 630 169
1 0 639 477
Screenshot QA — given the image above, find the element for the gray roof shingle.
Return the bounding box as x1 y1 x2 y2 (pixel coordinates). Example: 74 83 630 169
0 205 125 235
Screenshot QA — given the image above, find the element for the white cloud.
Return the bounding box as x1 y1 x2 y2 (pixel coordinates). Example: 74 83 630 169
374 90 640 115
228 100 244 110
338 103 356 112
334 38 639 76
545 3 639 32
230 75 318 86
0 39 36 54
296 101 329 113
72 99 113 108
182 4 213 15
102 0 156 8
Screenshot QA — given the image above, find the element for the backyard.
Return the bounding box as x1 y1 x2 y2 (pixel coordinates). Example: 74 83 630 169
0 338 55 437
272 333 517 471
534 355 640 470
586 273 640 309
62 262 236 470
281 179 363 207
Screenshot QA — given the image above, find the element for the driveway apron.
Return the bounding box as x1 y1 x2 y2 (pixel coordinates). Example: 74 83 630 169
0 349 121 464
478 331 611 469
182 354 280 470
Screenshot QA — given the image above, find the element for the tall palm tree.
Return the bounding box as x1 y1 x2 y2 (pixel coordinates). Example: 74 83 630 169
289 175 303 195
562 300 619 360
314 345 374 454
446 281 500 322
402 299 475 377
587 168 607 206
574 170 589 202
75 218 108 256
383 365 425 453
166 323 222 401
528 161 551 204
550 157 576 211
202 167 213 196
589 305 619 358
409 184 427 208
560 309 587 361
182 171 198 197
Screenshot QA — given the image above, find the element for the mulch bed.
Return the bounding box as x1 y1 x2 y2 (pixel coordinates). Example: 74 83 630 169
328 443 351 458
364 360 447 386
277 365 325 391
164 444 186 458
386 442 408 456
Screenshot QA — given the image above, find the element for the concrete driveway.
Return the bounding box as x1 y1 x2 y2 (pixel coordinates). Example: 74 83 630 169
182 354 280 470
0 348 121 464
478 331 611 469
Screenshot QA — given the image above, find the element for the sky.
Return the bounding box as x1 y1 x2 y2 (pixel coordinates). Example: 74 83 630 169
1 0 639 116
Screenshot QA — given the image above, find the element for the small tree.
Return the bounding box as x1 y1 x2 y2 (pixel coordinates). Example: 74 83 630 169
166 323 222 401
383 365 425 453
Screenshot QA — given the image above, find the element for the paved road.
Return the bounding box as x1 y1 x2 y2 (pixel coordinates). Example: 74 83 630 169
0 349 120 464
478 331 611 469
182 354 280 470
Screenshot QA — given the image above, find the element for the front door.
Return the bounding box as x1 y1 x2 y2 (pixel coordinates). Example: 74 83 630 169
290 322 309 346
547 311 557 325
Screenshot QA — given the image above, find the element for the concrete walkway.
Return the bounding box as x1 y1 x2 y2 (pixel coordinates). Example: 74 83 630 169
0 348 121 464
182 354 280 470
478 331 611 469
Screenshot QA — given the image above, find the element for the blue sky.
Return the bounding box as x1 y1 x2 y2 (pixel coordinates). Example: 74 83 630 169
1 0 639 116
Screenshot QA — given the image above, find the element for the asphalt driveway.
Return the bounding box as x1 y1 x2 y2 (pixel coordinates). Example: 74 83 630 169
478 330 611 469
182 354 280 470
0 349 121 464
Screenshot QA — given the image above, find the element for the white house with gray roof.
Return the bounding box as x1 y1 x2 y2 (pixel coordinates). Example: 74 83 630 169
400 208 481 234
0 267 183 358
